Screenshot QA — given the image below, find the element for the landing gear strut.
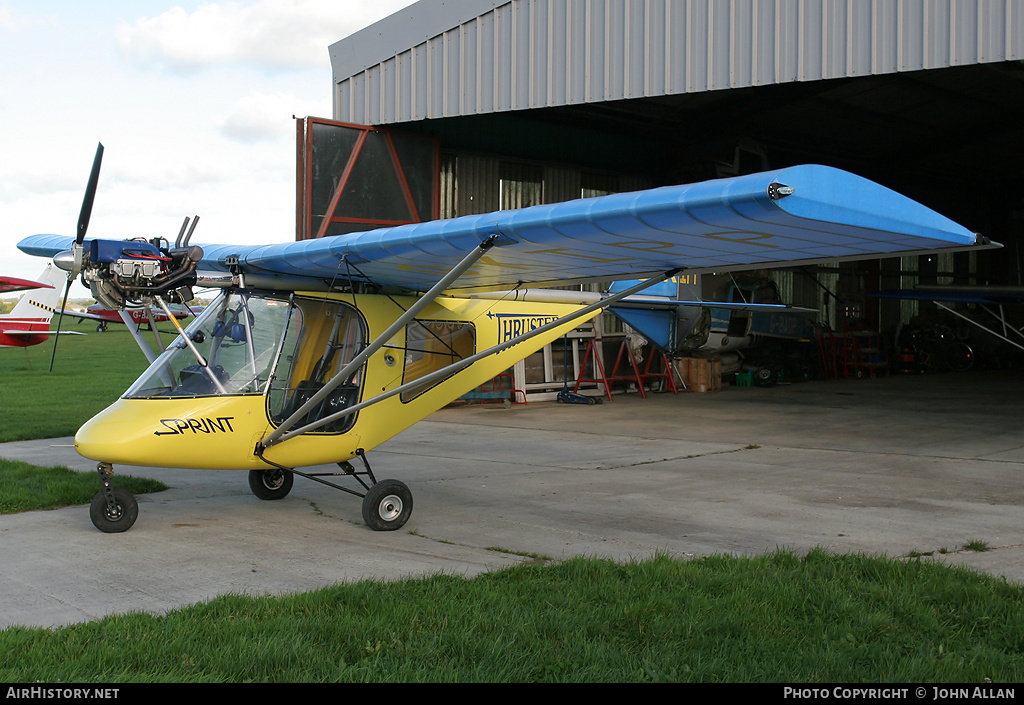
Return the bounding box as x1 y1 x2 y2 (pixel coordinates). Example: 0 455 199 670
89 463 138 533
251 449 413 531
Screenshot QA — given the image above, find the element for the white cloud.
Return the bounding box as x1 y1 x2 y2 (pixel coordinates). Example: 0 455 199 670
219 91 326 143
0 170 87 203
115 0 415 73
0 6 57 33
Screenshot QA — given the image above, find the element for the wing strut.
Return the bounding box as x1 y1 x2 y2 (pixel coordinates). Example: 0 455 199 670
118 310 159 364
261 236 500 447
933 301 1024 353
260 267 683 448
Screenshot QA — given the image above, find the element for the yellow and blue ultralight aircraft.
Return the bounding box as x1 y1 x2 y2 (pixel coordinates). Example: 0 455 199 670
18 144 995 533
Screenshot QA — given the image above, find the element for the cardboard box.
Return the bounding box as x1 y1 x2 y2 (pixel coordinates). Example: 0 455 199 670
674 356 722 393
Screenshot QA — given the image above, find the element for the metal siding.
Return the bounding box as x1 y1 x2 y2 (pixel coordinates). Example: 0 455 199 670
952 0 979 65
463 19 478 115
872 0 899 74
382 57 397 123
536 0 553 106
547 0 567 104
451 27 461 117
429 35 445 118
334 0 1024 126
751 0 775 85
494 4 512 112
368 63 381 124
397 50 412 122
688 0 710 92
731 0 754 88
515 0 532 109
646 0 666 94
822 0 847 78
412 43 429 121
801 0 825 80
847 0 874 76
568 0 588 103
710 0 734 89
926 0 952 69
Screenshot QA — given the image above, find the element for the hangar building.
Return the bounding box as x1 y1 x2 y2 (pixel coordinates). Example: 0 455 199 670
320 0 1024 398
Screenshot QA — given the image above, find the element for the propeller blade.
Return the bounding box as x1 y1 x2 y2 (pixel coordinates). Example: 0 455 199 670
51 142 104 371
48 279 72 372
77 142 104 245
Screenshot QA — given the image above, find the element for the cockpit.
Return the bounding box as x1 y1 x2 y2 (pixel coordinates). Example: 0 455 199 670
124 291 367 434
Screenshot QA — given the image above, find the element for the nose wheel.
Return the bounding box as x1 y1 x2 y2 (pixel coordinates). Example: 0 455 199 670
90 463 138 533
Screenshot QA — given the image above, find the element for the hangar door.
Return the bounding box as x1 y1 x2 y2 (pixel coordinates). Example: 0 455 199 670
296 116 439 241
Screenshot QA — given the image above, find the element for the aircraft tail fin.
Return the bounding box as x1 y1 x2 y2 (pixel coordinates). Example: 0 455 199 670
9 264 66 321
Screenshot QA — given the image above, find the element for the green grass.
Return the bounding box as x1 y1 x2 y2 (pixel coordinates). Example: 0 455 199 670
1 550 1022 683
0 458 165 513
0 329 167 510
0 328 151 442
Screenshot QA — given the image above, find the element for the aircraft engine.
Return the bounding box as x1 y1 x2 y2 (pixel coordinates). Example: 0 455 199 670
56 238 203 310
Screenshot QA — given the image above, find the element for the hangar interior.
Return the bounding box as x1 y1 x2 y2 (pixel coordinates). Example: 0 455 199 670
319 0 1024 399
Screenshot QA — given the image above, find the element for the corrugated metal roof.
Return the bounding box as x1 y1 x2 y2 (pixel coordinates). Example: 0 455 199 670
331 0 1024 126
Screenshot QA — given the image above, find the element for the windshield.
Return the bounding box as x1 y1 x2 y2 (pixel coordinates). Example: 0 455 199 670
125 292 292 398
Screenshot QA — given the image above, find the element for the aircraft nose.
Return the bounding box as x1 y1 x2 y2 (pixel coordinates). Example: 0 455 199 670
74 409 123 463
72 396 268 470
73 400 157 466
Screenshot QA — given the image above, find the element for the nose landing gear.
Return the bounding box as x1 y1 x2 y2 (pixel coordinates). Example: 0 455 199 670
90 463 138 533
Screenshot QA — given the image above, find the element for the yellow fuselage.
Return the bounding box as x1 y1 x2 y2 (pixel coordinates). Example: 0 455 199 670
75 292 595 470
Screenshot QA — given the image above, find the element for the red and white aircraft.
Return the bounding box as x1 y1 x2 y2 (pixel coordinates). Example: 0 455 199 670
0 264 84 348
73 302 200 332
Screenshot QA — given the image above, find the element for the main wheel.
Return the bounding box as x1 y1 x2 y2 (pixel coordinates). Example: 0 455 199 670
248 468 294 500
89 487 138 533
361 479 413 531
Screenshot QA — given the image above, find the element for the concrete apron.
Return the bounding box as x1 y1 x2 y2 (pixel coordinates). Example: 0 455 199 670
1 368 1022 628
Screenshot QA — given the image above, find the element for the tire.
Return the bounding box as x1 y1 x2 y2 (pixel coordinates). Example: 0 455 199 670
754 366 777 387
248 468 294 500
944 342 974 372
89 487 138 533
361 479 413 531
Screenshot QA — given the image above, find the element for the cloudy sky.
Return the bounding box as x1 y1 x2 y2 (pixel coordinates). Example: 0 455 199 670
0 0 416 296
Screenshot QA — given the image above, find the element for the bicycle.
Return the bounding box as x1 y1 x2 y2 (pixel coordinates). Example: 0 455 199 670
908 324 974 373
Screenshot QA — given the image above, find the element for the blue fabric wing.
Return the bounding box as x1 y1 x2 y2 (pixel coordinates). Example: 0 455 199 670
19 165 984 292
